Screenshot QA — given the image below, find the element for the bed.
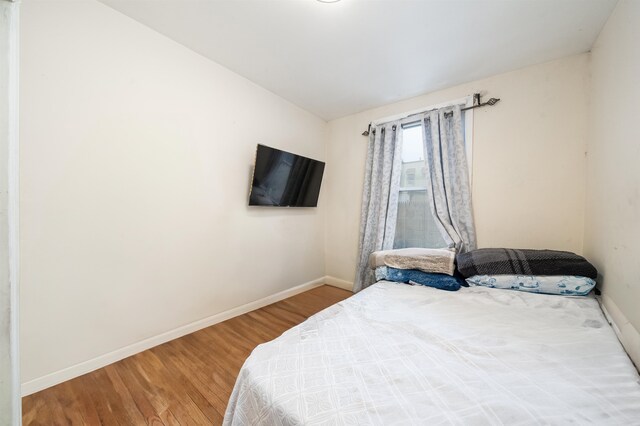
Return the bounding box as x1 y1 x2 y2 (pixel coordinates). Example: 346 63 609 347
223 282 640 425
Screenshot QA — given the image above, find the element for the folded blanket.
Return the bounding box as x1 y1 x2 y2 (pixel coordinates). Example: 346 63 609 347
457 248 598 279
383 267 462 291
369 248 456 276
375 266 389 282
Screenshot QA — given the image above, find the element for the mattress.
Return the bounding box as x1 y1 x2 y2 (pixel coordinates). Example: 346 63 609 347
224 282 640 425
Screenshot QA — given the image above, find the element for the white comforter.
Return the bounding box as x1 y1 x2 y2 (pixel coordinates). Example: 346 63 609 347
224 282 640 425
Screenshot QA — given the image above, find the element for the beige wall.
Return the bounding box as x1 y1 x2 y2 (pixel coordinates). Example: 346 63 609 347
584 0 640 333
20 0 326 390
325 55 590 284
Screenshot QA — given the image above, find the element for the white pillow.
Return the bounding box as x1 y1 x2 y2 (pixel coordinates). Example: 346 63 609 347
466 275 595 296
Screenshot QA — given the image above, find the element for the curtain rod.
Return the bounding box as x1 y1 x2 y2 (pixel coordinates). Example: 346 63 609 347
362 93 500 136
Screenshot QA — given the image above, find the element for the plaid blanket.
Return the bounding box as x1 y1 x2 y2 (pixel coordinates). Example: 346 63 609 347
457 248 597 279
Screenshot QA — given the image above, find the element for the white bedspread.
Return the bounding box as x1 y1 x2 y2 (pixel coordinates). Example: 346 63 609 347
224 282 640 425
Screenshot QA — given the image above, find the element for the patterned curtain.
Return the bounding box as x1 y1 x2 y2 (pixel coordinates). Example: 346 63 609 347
421 105 476 253
353 121 403 292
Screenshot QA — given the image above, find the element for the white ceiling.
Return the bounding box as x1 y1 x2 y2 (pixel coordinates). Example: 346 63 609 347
99 0 617 121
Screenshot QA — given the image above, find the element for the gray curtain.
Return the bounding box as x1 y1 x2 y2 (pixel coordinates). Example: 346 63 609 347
422 105 476 253
353 121 403 293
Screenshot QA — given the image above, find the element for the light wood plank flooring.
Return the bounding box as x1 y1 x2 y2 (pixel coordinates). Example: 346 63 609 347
22 285 351 425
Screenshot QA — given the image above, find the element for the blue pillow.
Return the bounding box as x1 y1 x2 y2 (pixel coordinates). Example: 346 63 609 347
386 267 462 291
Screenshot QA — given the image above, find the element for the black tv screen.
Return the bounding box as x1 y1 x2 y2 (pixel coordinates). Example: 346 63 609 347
249 144 325 207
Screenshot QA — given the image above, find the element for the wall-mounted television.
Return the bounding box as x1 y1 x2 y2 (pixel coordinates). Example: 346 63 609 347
249 144 325 207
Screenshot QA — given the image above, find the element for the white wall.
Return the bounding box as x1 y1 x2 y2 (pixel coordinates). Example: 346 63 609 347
20 0 326 391
1 0 20 422
325 55 590 284
584 0 640 335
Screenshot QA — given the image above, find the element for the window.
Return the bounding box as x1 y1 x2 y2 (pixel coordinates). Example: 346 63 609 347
393 124 447 249
405 168 416 186
375 96 472 249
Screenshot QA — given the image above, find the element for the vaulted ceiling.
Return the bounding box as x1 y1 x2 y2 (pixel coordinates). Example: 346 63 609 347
99 0 617 120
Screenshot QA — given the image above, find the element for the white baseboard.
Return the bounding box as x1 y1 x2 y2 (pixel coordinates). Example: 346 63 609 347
324 275 354 291
599 294 640 372
21 277 326 396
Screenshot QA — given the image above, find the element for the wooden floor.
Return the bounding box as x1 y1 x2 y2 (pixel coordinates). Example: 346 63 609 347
22 285 351 426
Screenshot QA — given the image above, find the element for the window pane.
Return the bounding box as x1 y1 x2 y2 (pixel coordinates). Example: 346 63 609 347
401 126 424 162
399 126 426 189
394 190 447 249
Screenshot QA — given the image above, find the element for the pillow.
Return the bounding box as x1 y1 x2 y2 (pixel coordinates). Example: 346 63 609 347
466 275 596 296
385 267 462 291
456 248 597 279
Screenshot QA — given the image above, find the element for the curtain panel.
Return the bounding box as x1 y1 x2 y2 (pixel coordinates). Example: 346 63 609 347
353 122 403 293
421 105 477 253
